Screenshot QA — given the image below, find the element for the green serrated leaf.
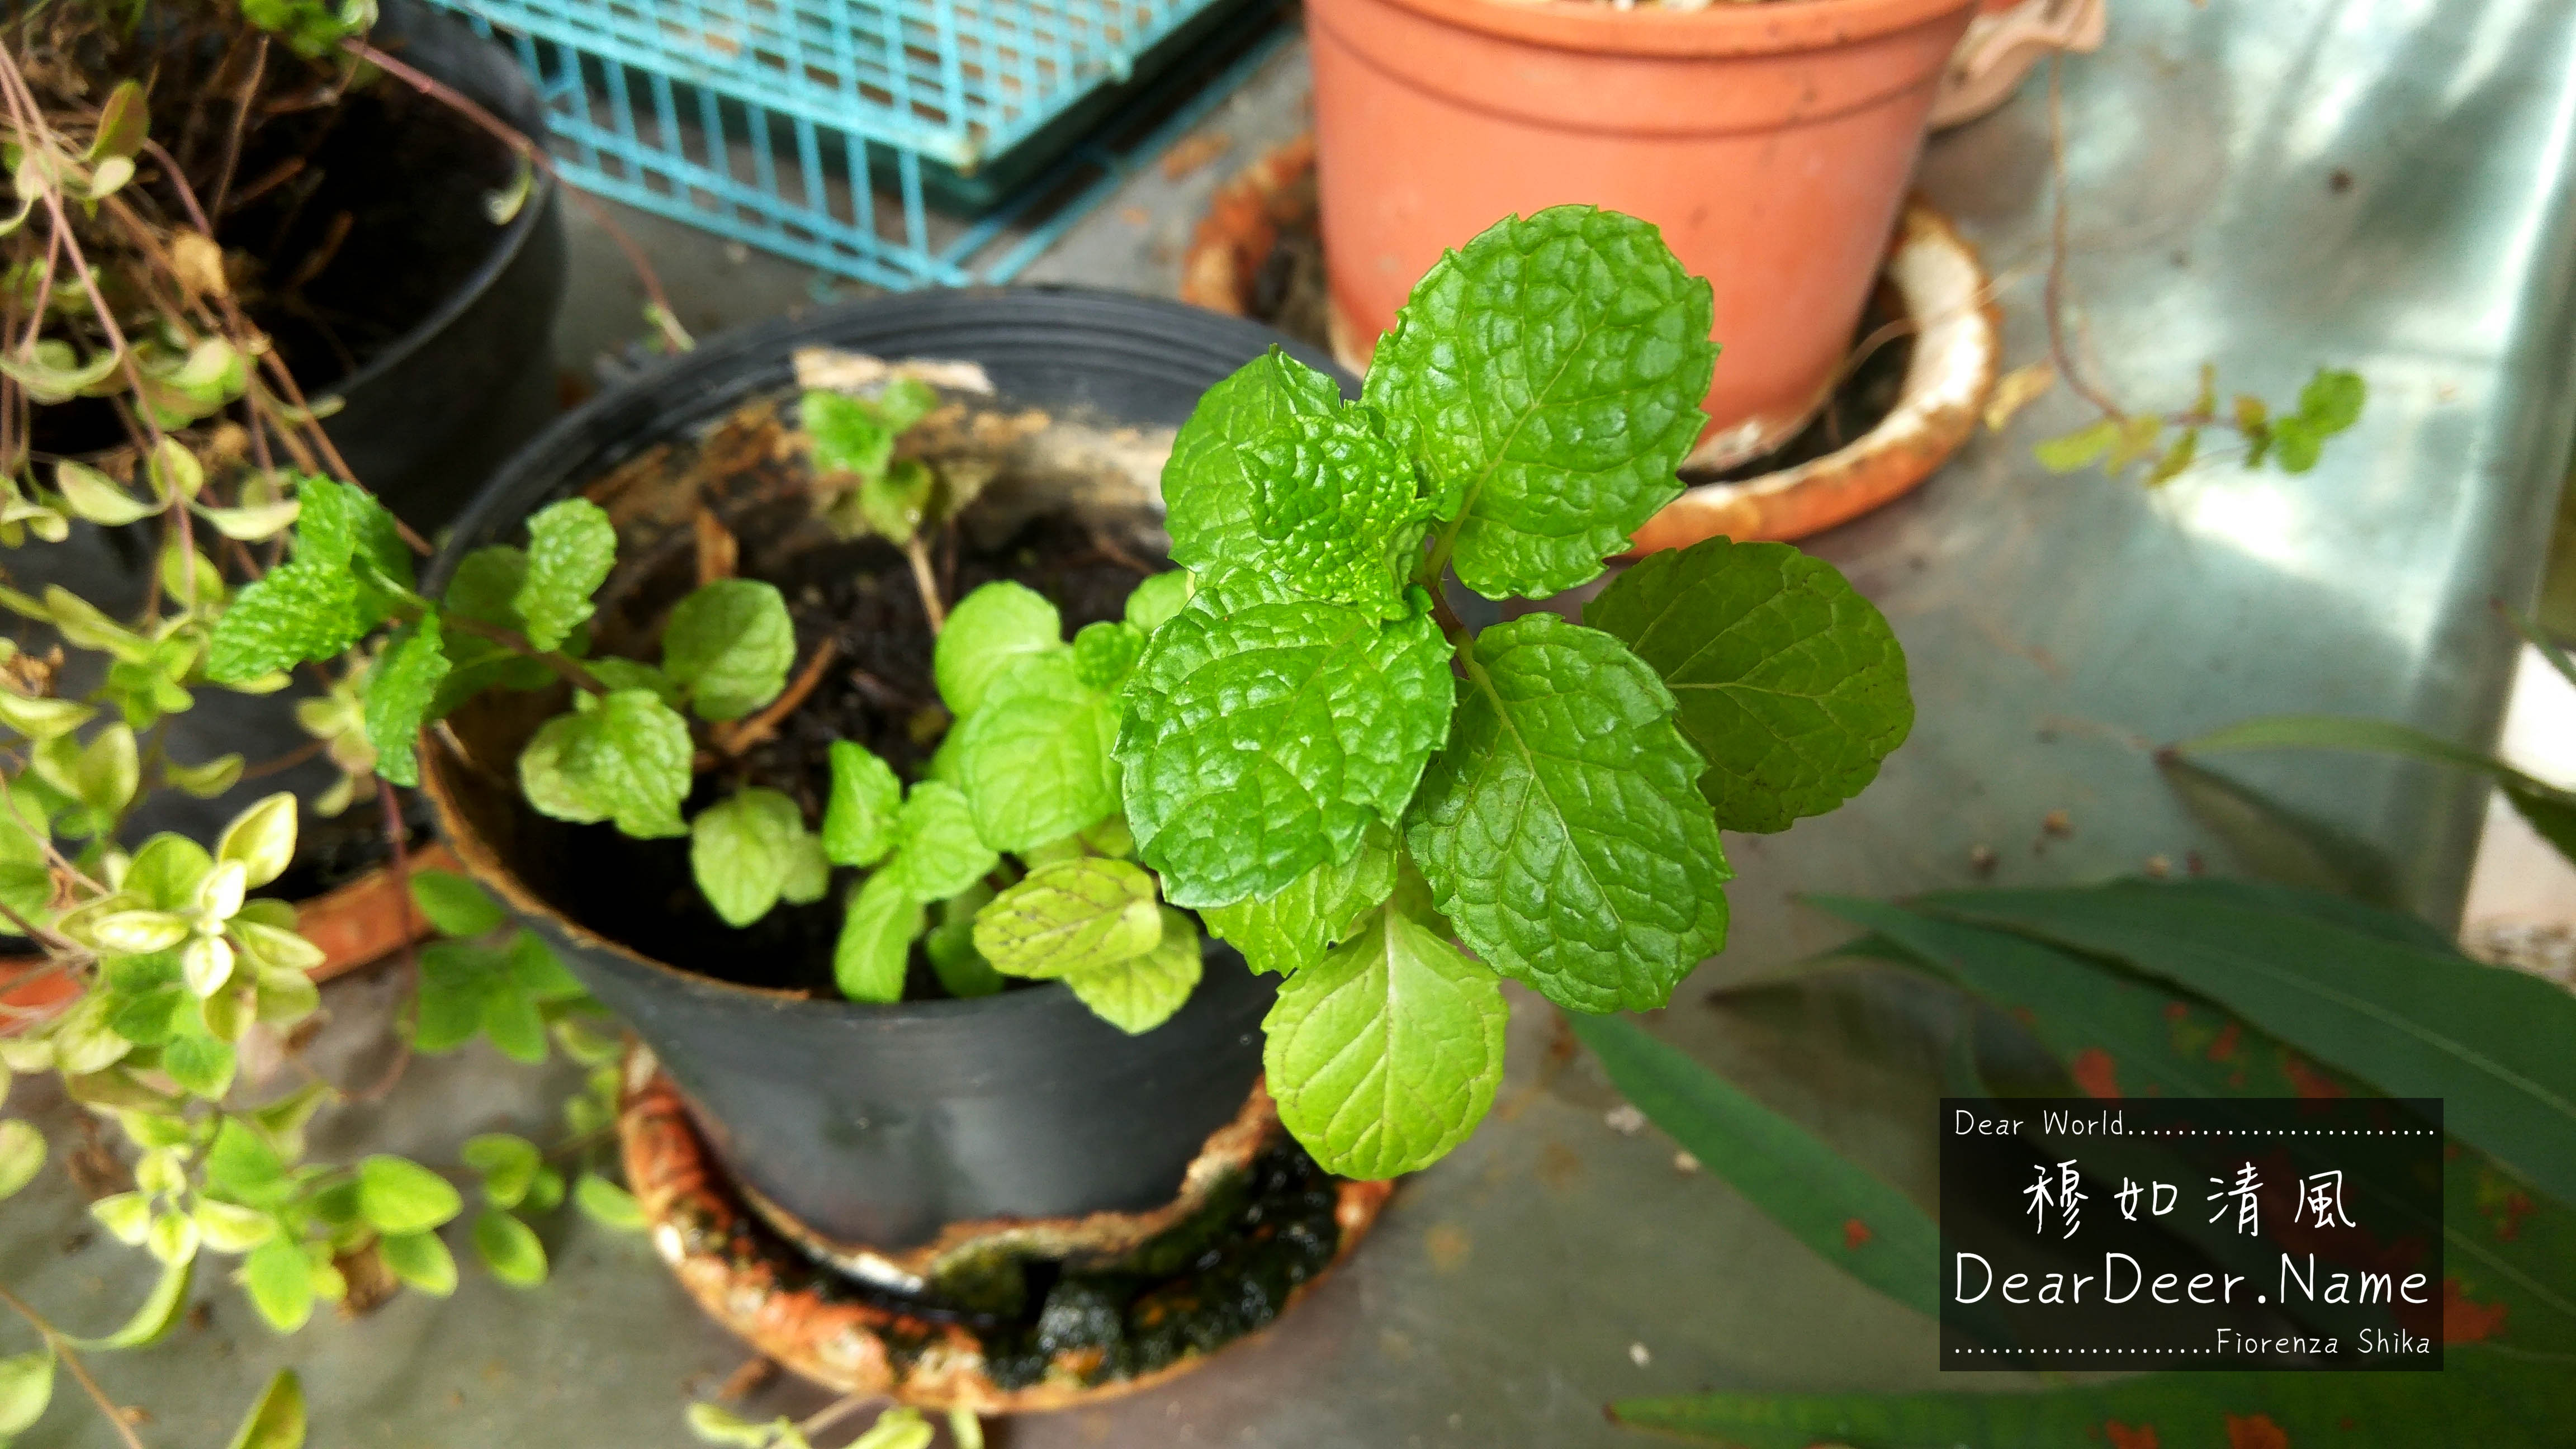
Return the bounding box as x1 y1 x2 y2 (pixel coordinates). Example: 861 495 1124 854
973 858 1162 979
363 614 451 787
935 581 1062 718
1063 907 1201 1033
926 884 1003 998
1164 347 1344 574
806 390 896 481
472 1209 548 1287
206 562 370 684
854 458 935 544
410 869 507 938
1116 570 1453 907
884 782 997 902
822 740 903 866
1263 899 1507 1178
835 869 924 1003
1408 614 1729 1013
514 498 615 651
661 579 795 722
952 656 1117 854
377 1230 456 1296
519 689 693 838
1584 536 1911 834
690 788 811 927
356 1154 462 1236
1363 206 1715 599
1071 620 1146 693
1201 822 1396 976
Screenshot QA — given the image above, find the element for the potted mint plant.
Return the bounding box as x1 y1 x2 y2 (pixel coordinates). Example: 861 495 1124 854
206 212 1910 1364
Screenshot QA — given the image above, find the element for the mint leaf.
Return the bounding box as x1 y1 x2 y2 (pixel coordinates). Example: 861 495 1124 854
363 614 451 787
583 657 681 707
1249 407 1434 617
1407 614 1730 1013
1262 899 1508 1178
1124 570 1196 634
1116 571 1453 907
972 858 1162 979
430 546 555 714
1584 537 1911 833
689 788 810 927
1064 906 1201 1033
926 884 1003 998
883 782 996 902
1072 621 1145 693
935 581 1061 717
1201 822 1397 976
518 689 692 839
952 655 1117 854
295 476 413 604
822 740 902 866
1163 348 1344 583
513 498 615 652
854 458 934 545
805 390 894 480
1363 206 1715 599
206 562 369 683
661 579 794 722
409 870 505 937
834 869 922 1003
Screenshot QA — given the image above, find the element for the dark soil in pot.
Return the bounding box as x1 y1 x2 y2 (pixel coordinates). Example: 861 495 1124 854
424 289 1353 1254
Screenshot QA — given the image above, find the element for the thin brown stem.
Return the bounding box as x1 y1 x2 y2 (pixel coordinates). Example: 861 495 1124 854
903 536 947 634
206 36 269 222
0 1285 151 1449
2042 57 2128 423
714 638 838 758
343 38 692 353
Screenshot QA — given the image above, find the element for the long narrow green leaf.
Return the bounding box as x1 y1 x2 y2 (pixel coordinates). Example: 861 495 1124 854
2175 713 2576 862
1568 1015 1937 1318
1612 1347 2569 1448
1819 895 2576 1356
223 1369 306 1449
1926 882 2576 1205
66 1257 192 1351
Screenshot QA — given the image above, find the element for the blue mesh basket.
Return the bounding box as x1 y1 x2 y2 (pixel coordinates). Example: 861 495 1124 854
429 0 1282 288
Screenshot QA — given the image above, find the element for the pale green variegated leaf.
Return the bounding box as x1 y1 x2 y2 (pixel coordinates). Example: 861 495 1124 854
1408 614 1730 1013
952 652 1117 853
973 858 1162 980
0 1347 51 1436
1585 536 1911 833
935 581 1062 718
690 788 811 927
834 869 923 1003
1363 206 1716 600
513 498 615 651
661 579 795 723
519 689 693 839
1115 570 1453 907
822 740 902 867
1162 347 1344 583
1201 822 1397 976
362 615 451 788
1262 899 1507 1178
242 1238 313 1332
883 782 996 902
0 1118 41 1199
1064 907 1202 1034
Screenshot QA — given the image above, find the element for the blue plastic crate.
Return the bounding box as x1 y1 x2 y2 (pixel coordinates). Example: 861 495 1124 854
429 0 1286 288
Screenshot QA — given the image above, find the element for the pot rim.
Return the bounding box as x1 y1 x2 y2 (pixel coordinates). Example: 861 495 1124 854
314 3 557 404
1332 0 1981 58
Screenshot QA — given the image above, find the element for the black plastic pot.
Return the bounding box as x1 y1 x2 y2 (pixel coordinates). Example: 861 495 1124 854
315 1 568 532
423 290 1353 1256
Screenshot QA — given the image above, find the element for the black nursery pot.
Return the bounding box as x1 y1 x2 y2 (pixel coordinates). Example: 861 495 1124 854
423 290 1352 1258
312 1 568 532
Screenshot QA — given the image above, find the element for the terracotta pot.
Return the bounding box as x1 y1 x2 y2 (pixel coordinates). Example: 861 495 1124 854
1307 0 1980 469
